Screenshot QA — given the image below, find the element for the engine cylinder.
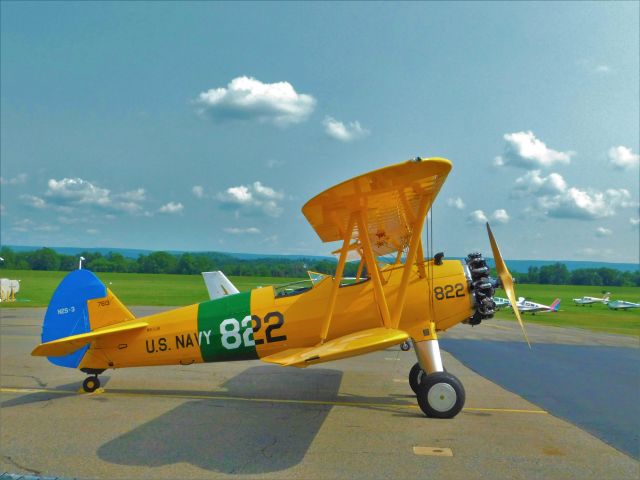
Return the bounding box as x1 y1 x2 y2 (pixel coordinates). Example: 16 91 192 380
464 252 496 325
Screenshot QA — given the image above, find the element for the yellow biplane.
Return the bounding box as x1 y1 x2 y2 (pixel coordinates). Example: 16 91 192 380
32 158 528 418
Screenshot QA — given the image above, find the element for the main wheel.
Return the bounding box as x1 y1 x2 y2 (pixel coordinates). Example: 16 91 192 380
409 362 425 394
82 376 100 393
416 372 465 419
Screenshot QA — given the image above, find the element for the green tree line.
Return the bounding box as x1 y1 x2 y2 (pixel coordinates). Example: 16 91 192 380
0 246 359 278
1 247 637 286
511 262 640 287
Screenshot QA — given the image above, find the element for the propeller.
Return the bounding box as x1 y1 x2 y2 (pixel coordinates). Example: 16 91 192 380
486 223 531 349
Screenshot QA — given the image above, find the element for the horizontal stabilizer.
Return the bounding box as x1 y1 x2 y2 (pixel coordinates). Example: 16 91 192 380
261 327 409 368
32 319 148 357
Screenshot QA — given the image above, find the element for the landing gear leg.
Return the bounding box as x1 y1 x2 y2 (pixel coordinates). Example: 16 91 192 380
412 328 465 418
82 375 100 393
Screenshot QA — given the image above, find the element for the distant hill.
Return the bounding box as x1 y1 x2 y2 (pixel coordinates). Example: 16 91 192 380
5 244 638 273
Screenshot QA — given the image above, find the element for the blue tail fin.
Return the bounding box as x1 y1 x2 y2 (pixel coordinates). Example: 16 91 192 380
42 269 107 368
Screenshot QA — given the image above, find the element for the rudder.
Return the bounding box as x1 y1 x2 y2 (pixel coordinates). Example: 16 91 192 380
41 269 134 368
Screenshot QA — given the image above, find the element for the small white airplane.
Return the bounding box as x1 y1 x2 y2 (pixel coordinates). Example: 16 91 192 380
493 296 511 310
516 297 561 314
202 271 240 300
607 300 640 311
573 293 610 306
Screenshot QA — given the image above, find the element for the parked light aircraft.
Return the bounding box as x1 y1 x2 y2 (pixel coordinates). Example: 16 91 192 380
607 300 640 311
31 158 530 419
573 293 610 306
493 296 511 310
0 278 20 302
516 297 561 314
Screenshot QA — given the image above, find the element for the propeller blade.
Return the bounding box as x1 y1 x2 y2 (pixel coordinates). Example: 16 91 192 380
486 223 531 349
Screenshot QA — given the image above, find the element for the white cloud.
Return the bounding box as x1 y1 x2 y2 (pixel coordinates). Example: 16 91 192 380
223 227 261 235
157 201 184 214
511 167 637 221
224 185 253 203
42 177 146 214
86 229 99 235
195 76 316 127
492 209 510 223
538 187 634 220
511 170 567 197
595 65 611 73
608 146 639 170
323 116 370 142
119 188 146 202
494 131 573 169
192 185 205 198
20 194 47 209
595 227 612 237
266 159 285 168
34 224 59 232
467 209 509 224
261 234 279 244
578 247 615 259
47 177 110 205
216 181 284 217
0 173 27 185
252 181 283 200
631 218 640 227
447 197 465 210
12 218 34 232
467 210 488 224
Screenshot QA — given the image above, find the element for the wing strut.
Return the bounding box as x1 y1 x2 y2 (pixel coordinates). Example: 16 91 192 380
357 209 393 329
355 255 365 281
391 194 430 329
398 188 426 278
320 213 356 343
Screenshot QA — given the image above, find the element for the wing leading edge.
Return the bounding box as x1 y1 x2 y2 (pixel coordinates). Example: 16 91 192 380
261 327 409 367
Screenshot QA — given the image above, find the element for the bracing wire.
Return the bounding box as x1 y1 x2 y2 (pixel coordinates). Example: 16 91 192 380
428 206 436 324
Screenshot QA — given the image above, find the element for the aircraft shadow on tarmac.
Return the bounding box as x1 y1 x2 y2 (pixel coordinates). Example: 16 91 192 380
98 365 344 474
0 378 111 408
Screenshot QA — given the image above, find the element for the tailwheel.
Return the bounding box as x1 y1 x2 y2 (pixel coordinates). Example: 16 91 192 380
416 372 465 419
401 341 411 352
409 362 425 394
82 375 100 393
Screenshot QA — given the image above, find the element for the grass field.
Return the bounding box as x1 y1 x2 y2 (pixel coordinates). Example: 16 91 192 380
492 283 640 336
1 269 638 336
0 269 303 307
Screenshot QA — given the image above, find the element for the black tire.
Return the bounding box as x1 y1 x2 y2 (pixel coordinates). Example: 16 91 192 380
409 362 425 394
400 341 411 352
82 376 100 393
416 372 465 419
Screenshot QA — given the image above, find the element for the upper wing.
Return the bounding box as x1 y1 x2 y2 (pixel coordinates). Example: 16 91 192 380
302 158 452 257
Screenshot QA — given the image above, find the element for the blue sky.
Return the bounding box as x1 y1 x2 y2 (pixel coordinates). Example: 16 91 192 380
1 2 638 263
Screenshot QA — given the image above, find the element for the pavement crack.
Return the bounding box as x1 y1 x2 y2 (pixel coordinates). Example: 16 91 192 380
260 436 278 459
3 455 42 475
1 373 47 387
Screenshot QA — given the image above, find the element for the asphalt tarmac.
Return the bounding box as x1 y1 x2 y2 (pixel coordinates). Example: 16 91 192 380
1 307 638 479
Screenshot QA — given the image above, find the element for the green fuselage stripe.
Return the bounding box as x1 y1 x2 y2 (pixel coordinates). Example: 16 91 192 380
196 292 259 362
